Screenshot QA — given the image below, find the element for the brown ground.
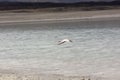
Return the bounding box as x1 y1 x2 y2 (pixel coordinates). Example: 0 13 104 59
0 9 120 23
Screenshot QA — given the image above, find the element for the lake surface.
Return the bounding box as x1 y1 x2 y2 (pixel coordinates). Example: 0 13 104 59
0 18 120 79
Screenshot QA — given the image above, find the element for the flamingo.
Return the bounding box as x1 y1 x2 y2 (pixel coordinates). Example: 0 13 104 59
58 39 72 45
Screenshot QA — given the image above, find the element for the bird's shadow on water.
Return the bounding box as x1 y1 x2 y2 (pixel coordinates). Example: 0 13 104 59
55 43 74 49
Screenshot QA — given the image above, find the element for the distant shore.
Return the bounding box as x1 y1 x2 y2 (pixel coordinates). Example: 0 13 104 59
0 9 120 24
0 1 120 11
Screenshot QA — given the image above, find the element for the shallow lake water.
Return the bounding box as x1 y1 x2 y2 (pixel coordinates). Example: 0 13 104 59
0 18 120 79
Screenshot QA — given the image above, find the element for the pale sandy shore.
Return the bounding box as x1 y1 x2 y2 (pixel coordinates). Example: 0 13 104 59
0 73 100 80
0 9 120 24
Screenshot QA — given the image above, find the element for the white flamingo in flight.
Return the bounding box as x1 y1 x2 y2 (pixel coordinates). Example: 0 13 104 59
58 39 72 45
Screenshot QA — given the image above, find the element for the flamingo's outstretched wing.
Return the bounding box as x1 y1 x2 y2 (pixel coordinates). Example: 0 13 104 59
58 41 65 45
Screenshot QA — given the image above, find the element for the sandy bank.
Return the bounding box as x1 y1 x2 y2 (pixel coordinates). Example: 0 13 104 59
0 73 100 80
0 9 120 23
